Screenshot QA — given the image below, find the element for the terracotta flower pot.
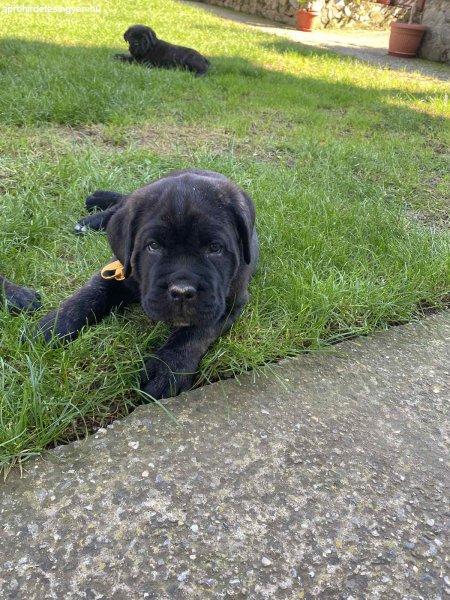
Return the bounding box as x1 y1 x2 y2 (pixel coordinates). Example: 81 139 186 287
375 0 391 5
388 22 427 58
296 10 319 32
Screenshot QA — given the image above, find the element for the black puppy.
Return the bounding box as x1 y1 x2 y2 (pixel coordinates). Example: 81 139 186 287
39 170 258 400
114 24 210 76
0 274 41 313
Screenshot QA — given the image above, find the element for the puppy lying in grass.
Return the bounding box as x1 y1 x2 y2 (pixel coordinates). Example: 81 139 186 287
0 274 41 313
115 24 210 76
39 170 258 400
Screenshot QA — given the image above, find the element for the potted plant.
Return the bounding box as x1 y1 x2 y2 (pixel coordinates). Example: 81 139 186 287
296 0 321 32
388 0 427 57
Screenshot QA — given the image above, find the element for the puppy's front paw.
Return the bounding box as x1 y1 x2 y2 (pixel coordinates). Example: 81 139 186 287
113 53 133 63
5 284 41 313
140 354 195 400
85 190 123 212
36 310 78 344
74 221 88 235
74 212 105 235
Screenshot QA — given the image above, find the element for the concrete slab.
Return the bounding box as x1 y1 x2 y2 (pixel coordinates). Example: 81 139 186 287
186 1 450 82
1 312 449 598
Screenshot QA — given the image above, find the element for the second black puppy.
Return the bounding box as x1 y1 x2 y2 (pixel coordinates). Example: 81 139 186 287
115 24 210 76
39 169 258 400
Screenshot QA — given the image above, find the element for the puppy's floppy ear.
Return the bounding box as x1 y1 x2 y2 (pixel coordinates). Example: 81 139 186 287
107 203 139 278
123 27 132 42
229 191 255 265
145 27 157 47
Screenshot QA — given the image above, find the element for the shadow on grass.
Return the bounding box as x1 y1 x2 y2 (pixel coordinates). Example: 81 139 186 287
0 37 445 132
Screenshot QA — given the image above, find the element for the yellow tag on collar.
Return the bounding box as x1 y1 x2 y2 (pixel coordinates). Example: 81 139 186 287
101 260 126 281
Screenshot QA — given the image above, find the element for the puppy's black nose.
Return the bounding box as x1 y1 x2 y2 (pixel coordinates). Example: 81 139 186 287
168 283 197 301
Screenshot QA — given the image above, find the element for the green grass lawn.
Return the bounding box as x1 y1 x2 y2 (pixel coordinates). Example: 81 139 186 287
0 0 449 471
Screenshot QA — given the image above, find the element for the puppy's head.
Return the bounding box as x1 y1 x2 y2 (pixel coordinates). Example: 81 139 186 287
107 172 255 328
123 24 157 57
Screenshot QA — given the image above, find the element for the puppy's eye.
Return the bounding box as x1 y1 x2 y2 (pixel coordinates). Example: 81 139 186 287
147 240 162 252
207 242 223 254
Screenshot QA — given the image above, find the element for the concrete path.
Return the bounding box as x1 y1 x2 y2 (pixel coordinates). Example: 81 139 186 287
1 312 449 598
186 1 450 81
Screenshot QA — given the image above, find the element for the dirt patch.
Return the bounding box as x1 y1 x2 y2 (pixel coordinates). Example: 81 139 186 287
406 208 449 230
133 124 231 154
54 124 127 149
406 171 450 229
53 122 298 165
1 114 299 166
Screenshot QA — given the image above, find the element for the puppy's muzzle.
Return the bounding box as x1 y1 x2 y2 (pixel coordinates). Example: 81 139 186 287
168 282 197 302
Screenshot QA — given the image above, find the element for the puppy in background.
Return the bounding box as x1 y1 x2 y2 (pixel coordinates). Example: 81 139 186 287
115 24 210 76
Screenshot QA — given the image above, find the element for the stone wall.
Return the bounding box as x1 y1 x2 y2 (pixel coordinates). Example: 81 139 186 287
320 0 407 29
419 0 450 63
198 0 407 29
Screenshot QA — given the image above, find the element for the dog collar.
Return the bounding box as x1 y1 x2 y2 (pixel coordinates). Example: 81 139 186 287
101 260 126 281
